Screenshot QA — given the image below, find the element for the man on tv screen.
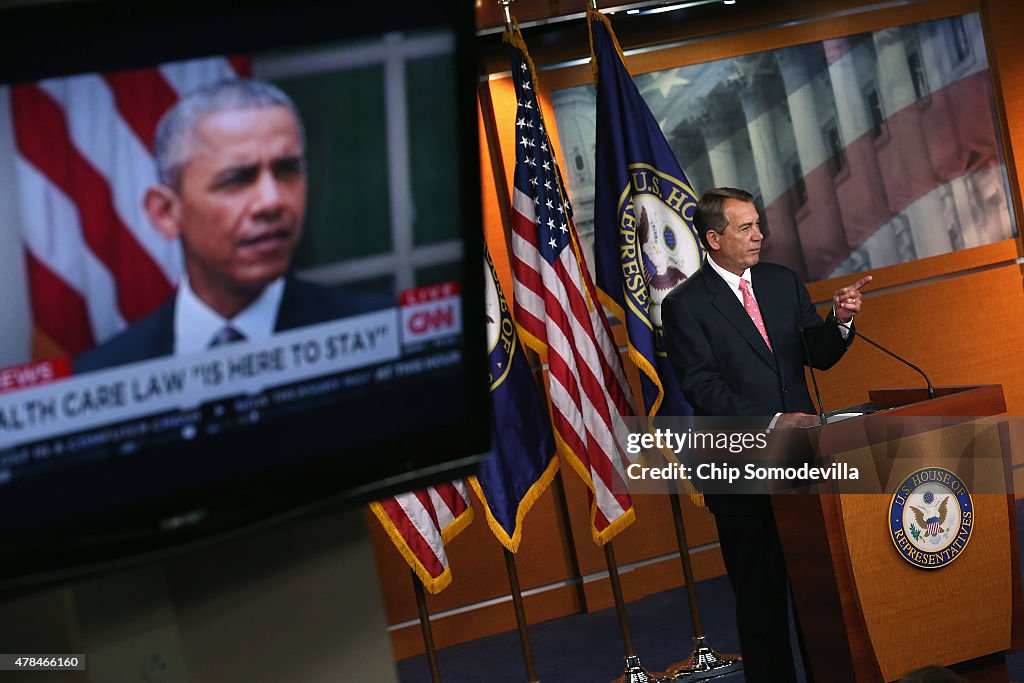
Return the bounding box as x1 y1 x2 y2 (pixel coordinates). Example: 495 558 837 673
74 78 386 373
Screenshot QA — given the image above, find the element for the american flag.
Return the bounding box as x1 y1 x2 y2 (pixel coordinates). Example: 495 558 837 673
1 56 247 362
503 28 636 545
370 482 474 594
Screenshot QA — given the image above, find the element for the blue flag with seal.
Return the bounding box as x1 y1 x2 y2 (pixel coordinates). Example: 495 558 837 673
469 245 558 553
588 7 703 418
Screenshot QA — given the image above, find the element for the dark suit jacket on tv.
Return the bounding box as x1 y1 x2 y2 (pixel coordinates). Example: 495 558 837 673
73 276 390 374
661 260 851 515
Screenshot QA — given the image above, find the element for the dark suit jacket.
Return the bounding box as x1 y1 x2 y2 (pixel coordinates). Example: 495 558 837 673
661 260 851 514
74 276 391 374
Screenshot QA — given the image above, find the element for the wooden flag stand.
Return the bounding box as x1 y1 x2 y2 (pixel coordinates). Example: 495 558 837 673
504 549 541 682
605 541 666 683
663 487 742 680
411 569 442 683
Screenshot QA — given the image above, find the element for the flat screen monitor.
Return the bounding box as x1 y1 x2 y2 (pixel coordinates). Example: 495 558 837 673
0 0 487 591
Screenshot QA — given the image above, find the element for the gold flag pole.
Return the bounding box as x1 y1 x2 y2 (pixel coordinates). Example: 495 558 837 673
501 0 513 30
604 541 666 683
663 482 742 680
587 2 661 681
488 4 541 681
584 0 741 678
504 548 542 682
411 569 442 683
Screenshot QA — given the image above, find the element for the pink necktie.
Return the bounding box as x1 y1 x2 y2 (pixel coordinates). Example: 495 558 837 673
738 279 772 352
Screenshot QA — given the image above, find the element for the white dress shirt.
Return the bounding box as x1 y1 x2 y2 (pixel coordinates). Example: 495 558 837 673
706 255 754 306
173 275 286 354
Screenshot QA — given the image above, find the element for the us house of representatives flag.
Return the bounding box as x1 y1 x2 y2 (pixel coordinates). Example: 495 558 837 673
468 246 558 554
588 7 703 418
503 21 636 544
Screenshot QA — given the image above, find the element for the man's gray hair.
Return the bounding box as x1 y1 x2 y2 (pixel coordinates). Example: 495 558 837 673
693 187 755 250
153 78 305 189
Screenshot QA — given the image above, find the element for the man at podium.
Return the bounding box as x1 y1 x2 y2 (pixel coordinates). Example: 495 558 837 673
662 186 870 683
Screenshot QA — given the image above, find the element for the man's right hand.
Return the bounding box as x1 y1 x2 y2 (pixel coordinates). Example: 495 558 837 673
774 412 821 429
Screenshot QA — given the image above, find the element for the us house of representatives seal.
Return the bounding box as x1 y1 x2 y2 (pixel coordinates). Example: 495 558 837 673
889 466 974 569
616 164 703 331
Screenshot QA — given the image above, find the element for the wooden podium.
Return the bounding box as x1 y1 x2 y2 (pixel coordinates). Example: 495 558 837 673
772 385 1024 682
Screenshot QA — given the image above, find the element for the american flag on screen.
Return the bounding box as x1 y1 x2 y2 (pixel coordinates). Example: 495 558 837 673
2 56 249 361
503 26 636 545
370 481 474 594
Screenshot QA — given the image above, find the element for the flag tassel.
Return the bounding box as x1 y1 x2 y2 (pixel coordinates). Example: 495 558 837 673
411 568 443 683
604 541 667 683
503 549 540 682
662 484 743 680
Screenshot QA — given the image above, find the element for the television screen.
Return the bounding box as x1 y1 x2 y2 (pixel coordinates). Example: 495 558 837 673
0 0 487 590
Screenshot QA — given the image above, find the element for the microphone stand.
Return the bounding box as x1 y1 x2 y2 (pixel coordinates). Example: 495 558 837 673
844 324 936 400
797 326 827 425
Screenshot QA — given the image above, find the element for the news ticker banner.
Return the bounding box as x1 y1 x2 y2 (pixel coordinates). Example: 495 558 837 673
616 415 1017 496
0 283 464 451
0 308 399 448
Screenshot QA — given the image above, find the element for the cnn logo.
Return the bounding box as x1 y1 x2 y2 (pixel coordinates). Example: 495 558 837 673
401 298 461 345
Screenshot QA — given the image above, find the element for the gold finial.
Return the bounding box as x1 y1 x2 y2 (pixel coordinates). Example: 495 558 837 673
500 0 513 31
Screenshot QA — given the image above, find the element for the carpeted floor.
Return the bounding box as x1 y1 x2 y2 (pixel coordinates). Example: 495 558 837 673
396 501 1024 682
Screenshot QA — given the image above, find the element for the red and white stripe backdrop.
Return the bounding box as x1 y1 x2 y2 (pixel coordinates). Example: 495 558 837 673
0 56 249 362
370 481 474 594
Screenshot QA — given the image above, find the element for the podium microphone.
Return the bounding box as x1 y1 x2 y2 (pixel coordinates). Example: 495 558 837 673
797 326 828 426
842 323 937 400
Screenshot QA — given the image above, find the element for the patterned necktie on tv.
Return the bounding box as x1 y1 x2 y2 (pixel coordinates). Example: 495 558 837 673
208 325 246 348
